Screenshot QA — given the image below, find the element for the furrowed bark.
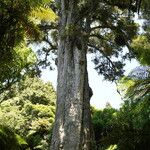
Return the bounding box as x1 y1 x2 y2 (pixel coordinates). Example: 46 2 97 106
50 0 93 149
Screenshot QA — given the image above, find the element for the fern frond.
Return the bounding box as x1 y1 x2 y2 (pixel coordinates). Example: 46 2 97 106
31 7 57 22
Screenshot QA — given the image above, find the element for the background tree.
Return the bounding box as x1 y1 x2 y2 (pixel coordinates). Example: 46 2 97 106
91 105 117 149
0 1 56 149
0 76 56 150
91 74 150 150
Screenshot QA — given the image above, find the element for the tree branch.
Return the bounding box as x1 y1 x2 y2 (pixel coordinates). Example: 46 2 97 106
87 43 116 70
38 24 57 31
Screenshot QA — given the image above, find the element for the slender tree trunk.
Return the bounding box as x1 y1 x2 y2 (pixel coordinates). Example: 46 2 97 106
50 0 93 149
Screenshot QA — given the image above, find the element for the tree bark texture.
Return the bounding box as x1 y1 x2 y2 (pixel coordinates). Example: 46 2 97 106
50 0 93 149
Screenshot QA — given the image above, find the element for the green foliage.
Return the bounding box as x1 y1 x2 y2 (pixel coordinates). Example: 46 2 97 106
0 0 37 58
92 74 150 149
0 0 149 149
92 105 117 149
0 76 56 150
96 76 150 149
141 0 150 18
31 6 57 22
0 42 38 95
0 0 56 94
0 125 27 150
123 77 150 130
0 0 56 63
131 35 150 65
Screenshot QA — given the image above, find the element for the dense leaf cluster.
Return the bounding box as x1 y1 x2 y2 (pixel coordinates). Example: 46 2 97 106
92 76 150 150
0 76 56 150
0 0 45 60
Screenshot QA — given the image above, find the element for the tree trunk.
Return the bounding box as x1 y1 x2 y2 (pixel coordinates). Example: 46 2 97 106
50 0 93 149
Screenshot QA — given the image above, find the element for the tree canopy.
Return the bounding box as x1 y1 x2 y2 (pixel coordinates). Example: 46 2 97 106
0 0 150 149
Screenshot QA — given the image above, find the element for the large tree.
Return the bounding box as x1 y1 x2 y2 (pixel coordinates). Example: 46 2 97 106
50 0 141 149
0 0 144 149
50 1 93 149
